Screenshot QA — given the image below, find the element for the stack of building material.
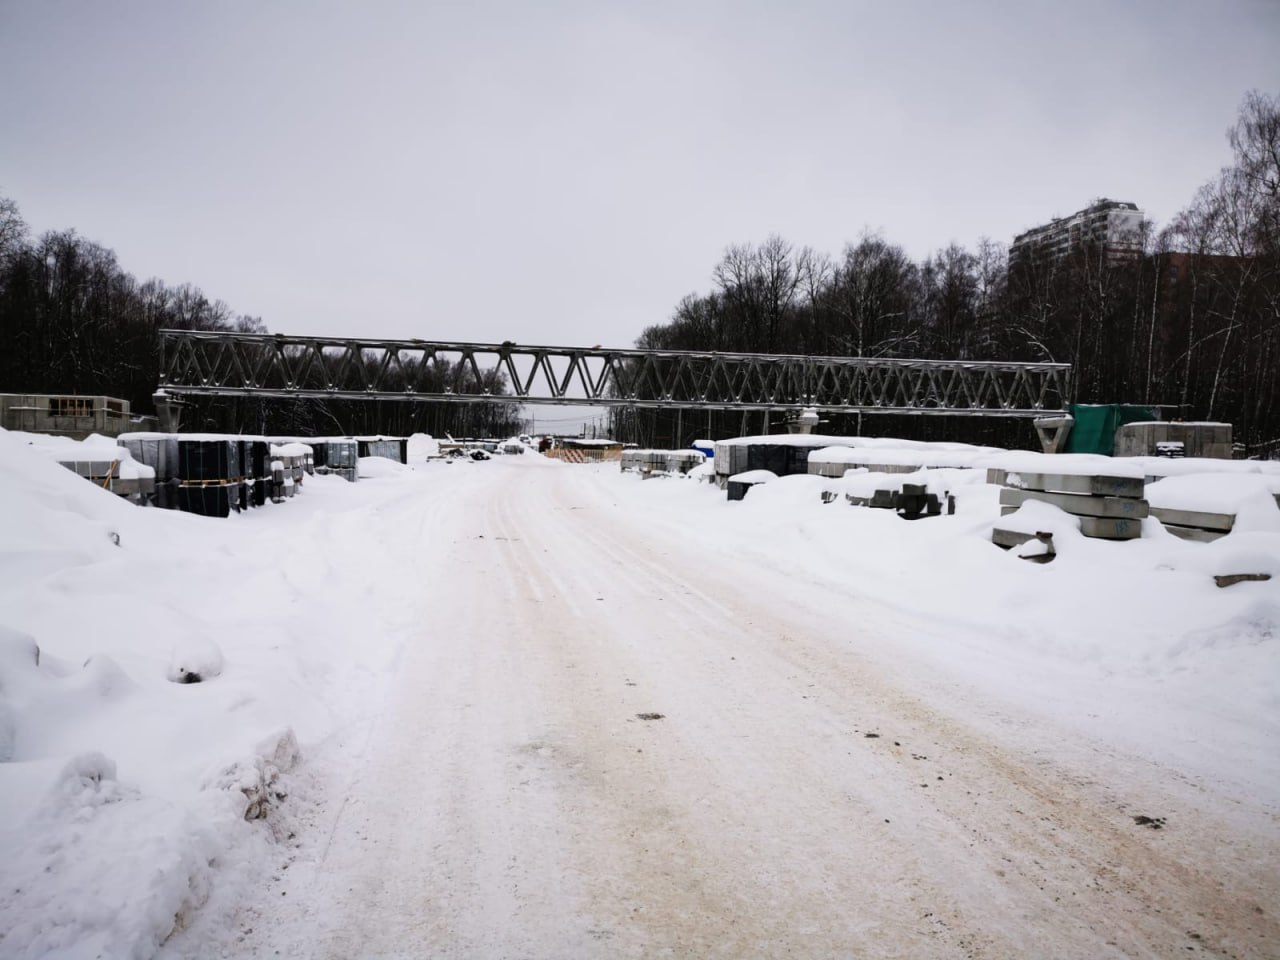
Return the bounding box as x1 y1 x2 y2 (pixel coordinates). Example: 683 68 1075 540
118 433 179 507
355 436 408 463
1149 505 1233 542
176 439 242 517
665 451 705 474
1140 473 1280 542
620 449 704 475
268 457 294 503
239 439 271 508
270 442 311 489
1114 421 1232 459
308 439 358 482
57 458 156 504
635 451 663 474
714 438 819 486
996 471 1148 541
842 481 954 518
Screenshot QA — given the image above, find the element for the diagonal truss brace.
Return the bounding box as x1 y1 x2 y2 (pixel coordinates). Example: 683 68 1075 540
157 330 1072 417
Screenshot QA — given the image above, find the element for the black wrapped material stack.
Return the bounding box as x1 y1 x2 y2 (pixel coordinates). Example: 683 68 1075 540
176 439 243 517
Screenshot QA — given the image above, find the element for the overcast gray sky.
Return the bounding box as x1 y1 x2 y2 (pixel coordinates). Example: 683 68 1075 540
2 0 1278 349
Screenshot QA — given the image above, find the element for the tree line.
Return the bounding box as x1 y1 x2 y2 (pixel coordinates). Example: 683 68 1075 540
624 91 1280 452
0 203 522 437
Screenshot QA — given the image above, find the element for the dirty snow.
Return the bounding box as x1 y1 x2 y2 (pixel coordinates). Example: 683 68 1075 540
0 428 1277 959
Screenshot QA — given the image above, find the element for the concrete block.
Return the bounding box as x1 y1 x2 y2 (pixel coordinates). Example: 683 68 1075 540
1079 516 1142 540
999 486 1149 519
1005 471 1144 499
808 461 850 478
1163 525 1228 543
1115 421 1233 459
869 489 897 509
993 527 1056 560
991 527 1036 549
1150 506 1234 532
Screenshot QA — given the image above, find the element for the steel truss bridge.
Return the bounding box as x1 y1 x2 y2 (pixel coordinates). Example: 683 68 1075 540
158 330 1071 417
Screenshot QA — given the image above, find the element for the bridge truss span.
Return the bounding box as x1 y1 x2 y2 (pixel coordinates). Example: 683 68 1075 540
157 330 1071 417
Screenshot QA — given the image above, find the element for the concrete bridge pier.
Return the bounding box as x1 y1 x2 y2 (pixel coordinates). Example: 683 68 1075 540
153 391 185 433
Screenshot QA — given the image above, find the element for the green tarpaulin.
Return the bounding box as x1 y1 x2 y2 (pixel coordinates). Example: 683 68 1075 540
1065 404 1157 455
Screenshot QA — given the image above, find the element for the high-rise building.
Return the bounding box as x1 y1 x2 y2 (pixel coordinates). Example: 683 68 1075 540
1009 199 1144 268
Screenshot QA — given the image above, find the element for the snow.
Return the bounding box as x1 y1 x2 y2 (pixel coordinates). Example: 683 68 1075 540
728 468 777 484
0 427 436 958
758 437 1167 480
717 432 861 450
1123 420 1228 427
1146 473 1280 529
269 442 312 458
356 455 408 479
406 432 440 460
1 425 1278 957
15 432 156 480
561 437 620 447
1130 455 1280 479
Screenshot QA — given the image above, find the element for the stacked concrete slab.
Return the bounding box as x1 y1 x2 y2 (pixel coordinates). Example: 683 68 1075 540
665 451 705 474
1148 506 1234 542
620 449 706 475
1114 422 1232 459
993 470 1148 541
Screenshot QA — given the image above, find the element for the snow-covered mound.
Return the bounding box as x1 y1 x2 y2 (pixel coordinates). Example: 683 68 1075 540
407 433 440 460
358 455 409 479
0 428 442 958
1146 473 1280 531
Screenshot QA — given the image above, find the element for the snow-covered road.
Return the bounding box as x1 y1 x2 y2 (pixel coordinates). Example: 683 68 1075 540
184 463 1278 960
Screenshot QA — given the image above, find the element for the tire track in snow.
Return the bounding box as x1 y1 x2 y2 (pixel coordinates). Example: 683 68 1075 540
197 464 1279 960
540 467 1280 960
488 474 1006 957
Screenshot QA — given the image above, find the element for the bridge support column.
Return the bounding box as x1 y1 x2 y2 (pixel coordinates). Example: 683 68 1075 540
1034 415 1074 454
787 407 820 435
153 391 185 433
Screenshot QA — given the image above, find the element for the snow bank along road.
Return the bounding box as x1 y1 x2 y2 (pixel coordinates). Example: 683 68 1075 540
167 462 1275 960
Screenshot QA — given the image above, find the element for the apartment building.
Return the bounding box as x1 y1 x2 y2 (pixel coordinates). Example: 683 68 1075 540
1009 199 1144 268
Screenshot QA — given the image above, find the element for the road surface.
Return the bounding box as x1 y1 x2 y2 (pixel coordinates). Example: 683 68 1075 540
188 463 1279 959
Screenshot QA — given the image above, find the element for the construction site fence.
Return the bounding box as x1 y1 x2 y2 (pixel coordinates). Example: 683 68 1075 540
543 447 623 464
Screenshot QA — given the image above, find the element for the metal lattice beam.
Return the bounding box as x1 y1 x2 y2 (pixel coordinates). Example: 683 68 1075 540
158 330 1072 416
